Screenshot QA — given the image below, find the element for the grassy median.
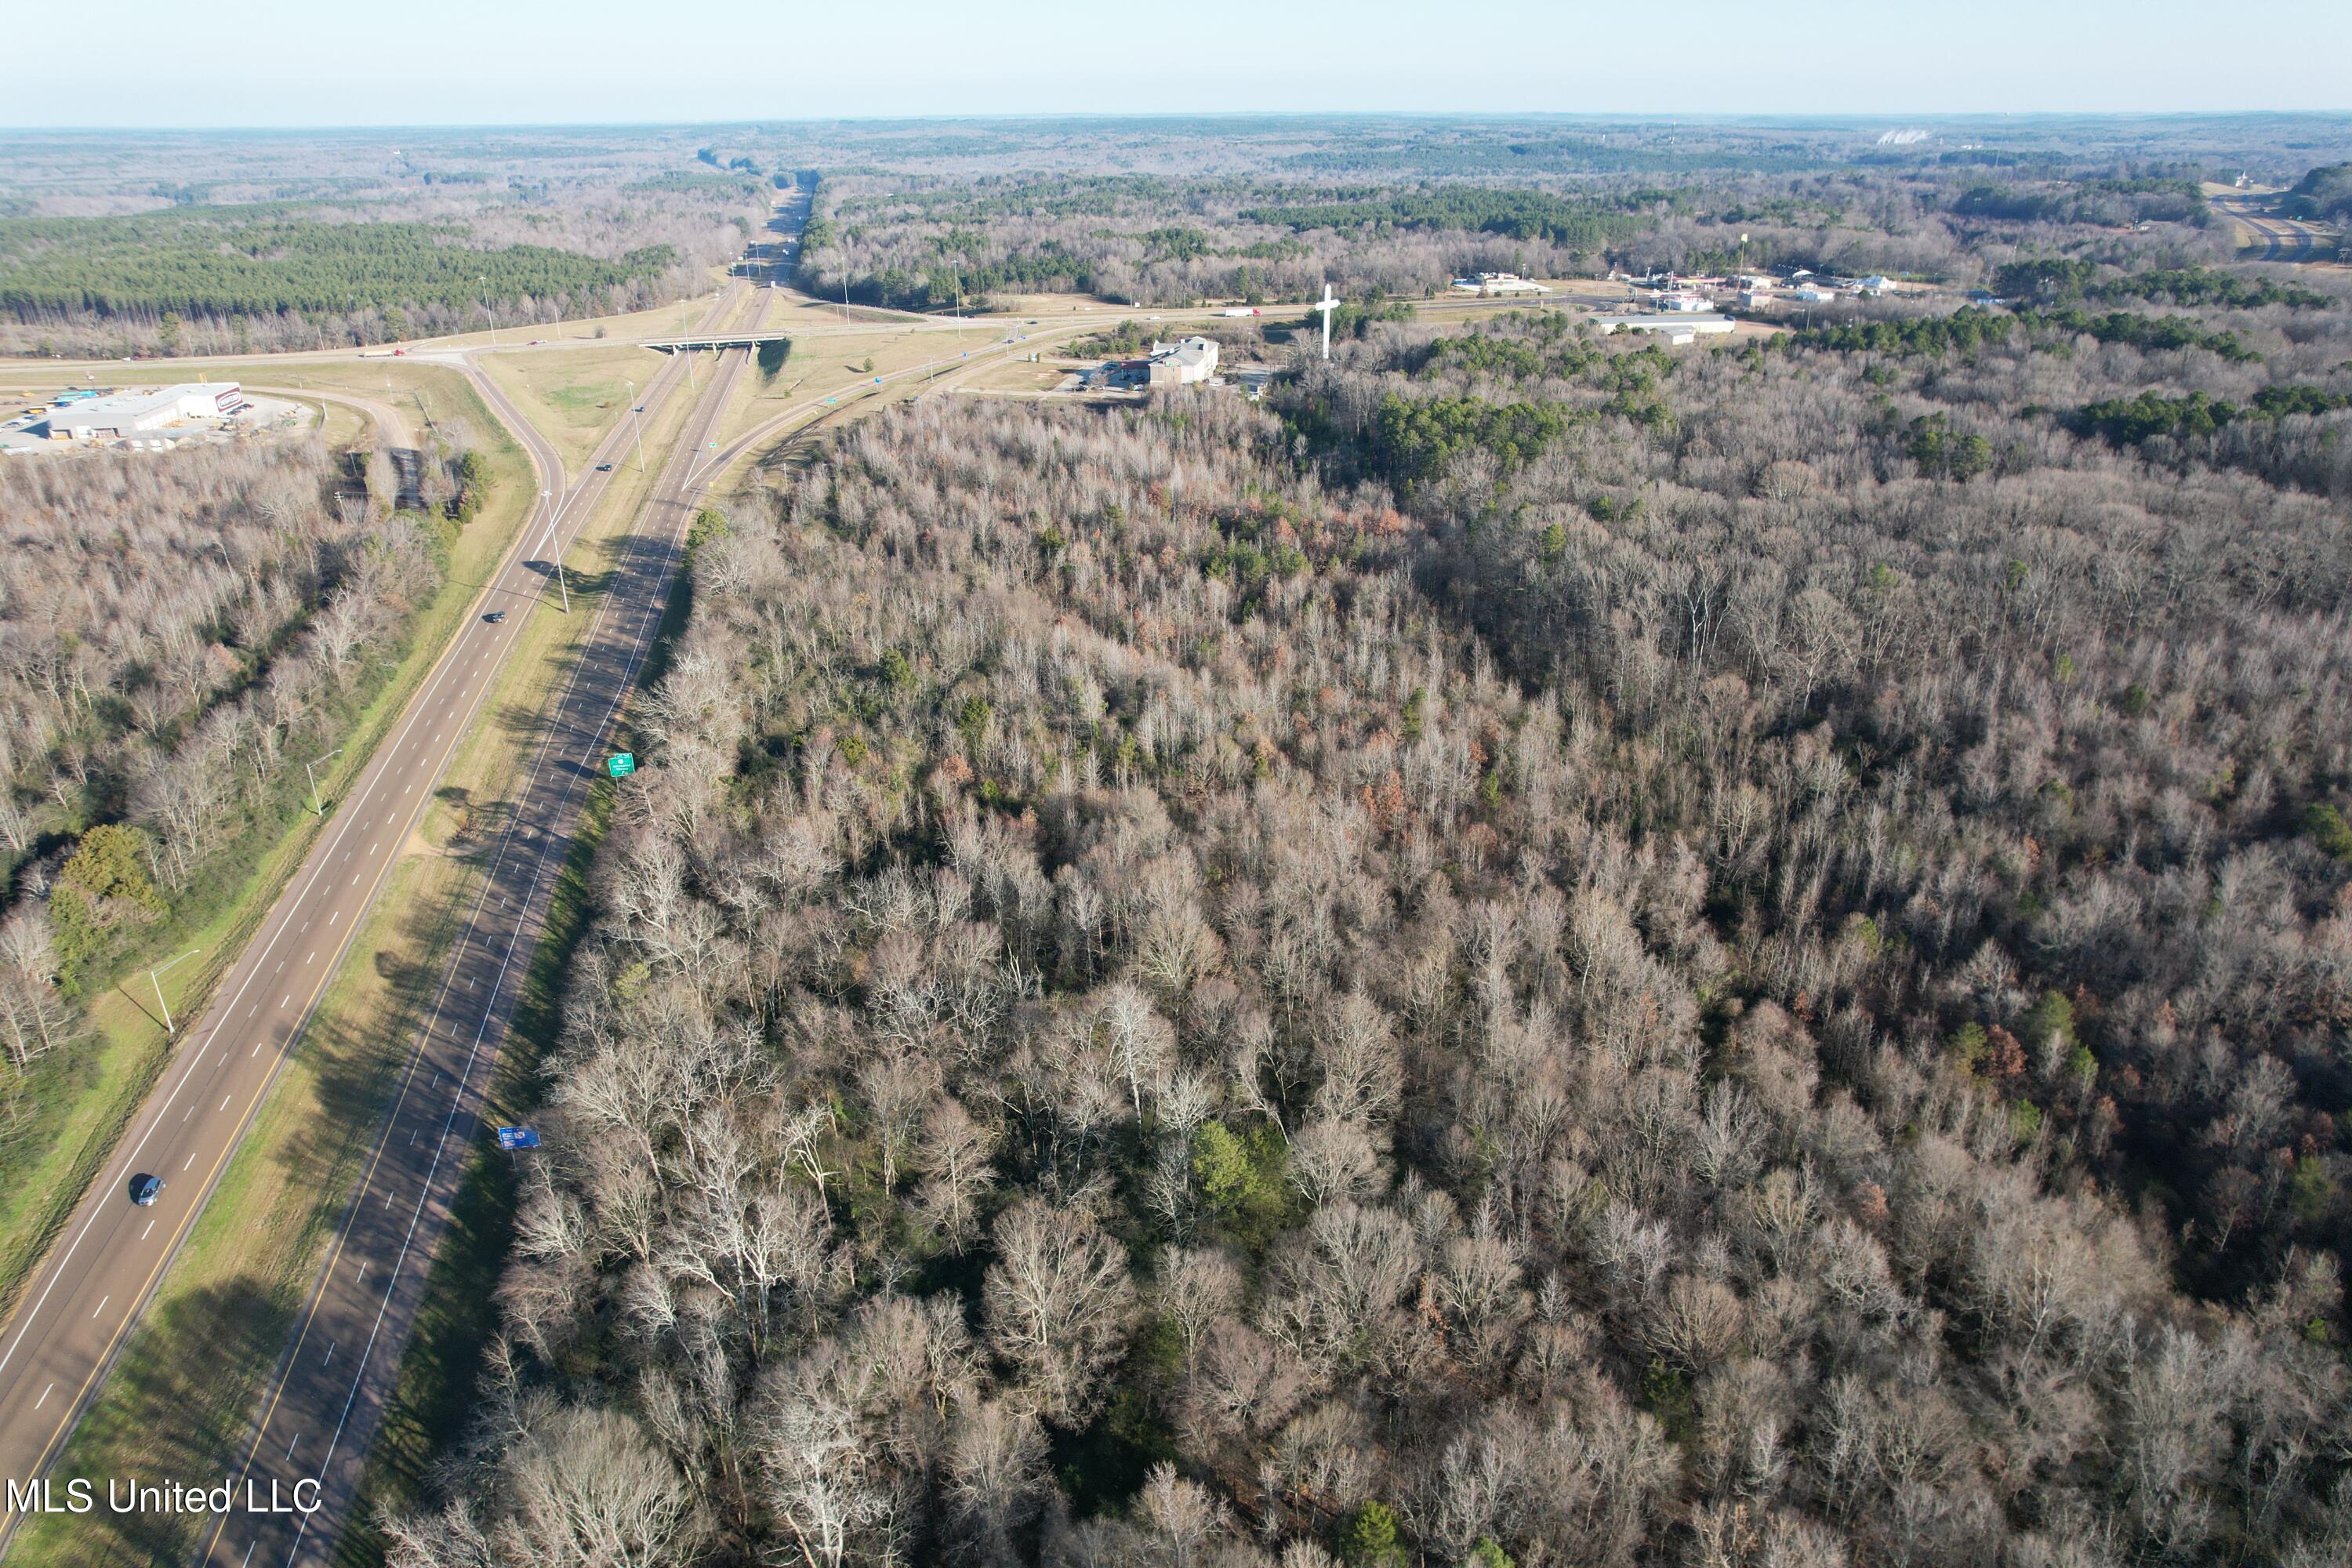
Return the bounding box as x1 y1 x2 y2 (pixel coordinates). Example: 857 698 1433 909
12 377 700 1568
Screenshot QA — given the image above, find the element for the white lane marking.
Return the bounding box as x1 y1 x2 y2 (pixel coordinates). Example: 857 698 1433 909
409 1128 419 1146
324 1341 336 1367
368 842 379 856
253 1038 263 1057
306 952 315 965
141 1220 155 1241
220 1094 233 1114
351 873 361 887
286 1432 302 1461
228 385 692 1548
183 1152 197 1171
356 1261 370 1283
35 1381 54 1410
92 1295 109 1319
280 995 290 1008
248 1004 257 1018
241 1541 256 1567
328 911 339 927
0 434 536 1396
183 1105 193 1122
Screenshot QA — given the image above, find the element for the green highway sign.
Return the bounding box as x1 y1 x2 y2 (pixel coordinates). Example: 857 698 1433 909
606 752 636 779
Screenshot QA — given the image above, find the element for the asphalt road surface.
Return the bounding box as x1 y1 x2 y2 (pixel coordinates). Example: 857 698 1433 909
0 360 608 1548
2212 196 2336 263
0 183 1216 1566
193 289 760 1568
0 187 774 1563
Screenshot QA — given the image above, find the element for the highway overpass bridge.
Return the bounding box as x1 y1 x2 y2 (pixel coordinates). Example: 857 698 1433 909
645 331 793 352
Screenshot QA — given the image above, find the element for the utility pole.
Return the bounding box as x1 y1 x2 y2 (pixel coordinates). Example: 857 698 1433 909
150 948 201 1037
305 747 345 816
542 492 568 612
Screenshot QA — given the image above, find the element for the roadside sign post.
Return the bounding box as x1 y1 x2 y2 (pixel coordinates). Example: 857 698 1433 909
495 1127 541 1152
606 752 636 780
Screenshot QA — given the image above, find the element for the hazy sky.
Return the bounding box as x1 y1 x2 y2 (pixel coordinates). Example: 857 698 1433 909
11 0 2351 125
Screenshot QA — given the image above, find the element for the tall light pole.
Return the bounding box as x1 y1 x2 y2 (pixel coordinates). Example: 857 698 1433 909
542 491 568 612
150 948 201 1037
481 276 499 348
306 747 344 816
626 379 647 470
681 301 697 390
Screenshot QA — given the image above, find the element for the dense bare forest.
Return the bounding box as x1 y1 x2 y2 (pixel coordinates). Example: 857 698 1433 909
387 233 2352 1568
0 442 448 1083
764 115 2352 313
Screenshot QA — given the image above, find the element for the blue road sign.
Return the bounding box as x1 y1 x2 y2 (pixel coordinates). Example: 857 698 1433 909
496 1127 541 1150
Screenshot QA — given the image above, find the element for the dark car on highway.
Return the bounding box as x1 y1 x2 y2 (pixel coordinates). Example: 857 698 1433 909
129 1174 162 1206
483 611 506 623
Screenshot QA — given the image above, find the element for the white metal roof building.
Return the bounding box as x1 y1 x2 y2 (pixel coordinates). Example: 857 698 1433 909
45 383 244 441
1451 272 1554 296
1592 314 1737 338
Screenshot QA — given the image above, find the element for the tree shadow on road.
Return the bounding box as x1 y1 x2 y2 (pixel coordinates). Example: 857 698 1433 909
18 1276 291 1568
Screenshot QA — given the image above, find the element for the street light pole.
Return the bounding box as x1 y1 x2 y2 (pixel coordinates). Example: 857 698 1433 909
626 379 646 470
306 747 345 816
482 276 497 348
543 492 568 612
150 948 201 1037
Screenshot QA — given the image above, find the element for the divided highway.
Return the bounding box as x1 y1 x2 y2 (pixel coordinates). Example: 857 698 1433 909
192 283 760 1568
0 179 1079 1566
0 366 603 1547
0 217 764 1561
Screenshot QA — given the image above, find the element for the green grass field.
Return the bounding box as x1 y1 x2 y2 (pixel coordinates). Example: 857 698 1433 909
476 343 665 479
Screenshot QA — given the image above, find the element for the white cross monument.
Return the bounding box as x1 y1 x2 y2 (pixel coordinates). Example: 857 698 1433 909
1316 283 1339 360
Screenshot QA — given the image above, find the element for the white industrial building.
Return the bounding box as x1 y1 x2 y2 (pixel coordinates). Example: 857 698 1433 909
1653 290 1711 312
1145 337 1219 387
45 383 244 441
1592 313 1738 339
1451 272 1554 296
1791 286 1838 303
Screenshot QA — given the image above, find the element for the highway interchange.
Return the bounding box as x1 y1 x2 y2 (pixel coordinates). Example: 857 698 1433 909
8 182 2332 1566
0 180 1300 1567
